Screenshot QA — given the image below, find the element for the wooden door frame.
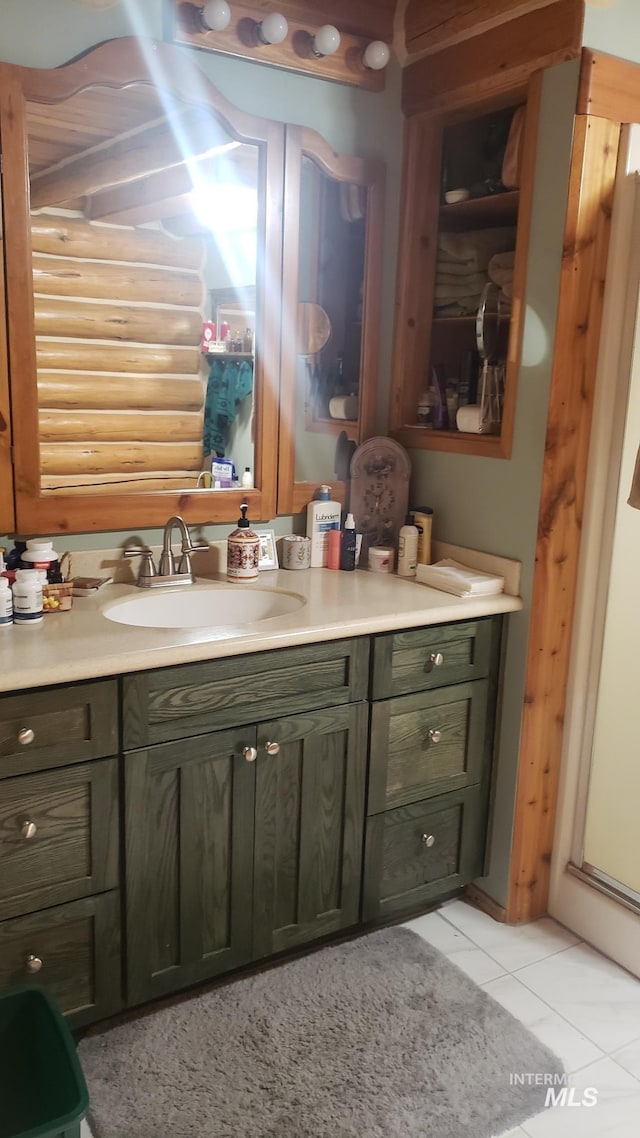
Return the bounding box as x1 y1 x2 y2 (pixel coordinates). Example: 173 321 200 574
504 49 640 922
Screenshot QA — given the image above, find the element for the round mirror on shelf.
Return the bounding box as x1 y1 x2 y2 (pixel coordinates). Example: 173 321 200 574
297 302 331 356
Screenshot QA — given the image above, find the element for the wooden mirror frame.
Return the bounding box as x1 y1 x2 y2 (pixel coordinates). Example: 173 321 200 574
277 125 384 515
0 37 283 534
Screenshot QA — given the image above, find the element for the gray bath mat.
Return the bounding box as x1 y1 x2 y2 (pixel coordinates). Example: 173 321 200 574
79 926 563 1138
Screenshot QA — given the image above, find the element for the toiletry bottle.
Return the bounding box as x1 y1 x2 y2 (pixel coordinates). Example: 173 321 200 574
227 504 260 582
241 466 253 489
412 506 434 565
306 485 341 568
5 540 26 572
340 513 357 572
397 514 419 578
12 569 43 624
327 523 341 570
0 578 13 627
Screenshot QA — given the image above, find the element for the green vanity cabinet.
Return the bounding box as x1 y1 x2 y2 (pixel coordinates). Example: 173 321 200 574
122 639 370 1004
0 615 506 1024
363 616 502 921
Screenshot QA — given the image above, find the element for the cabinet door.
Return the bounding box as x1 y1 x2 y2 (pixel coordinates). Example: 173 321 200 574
0 891 121 1028
125 727 255 1004
253 702 368 957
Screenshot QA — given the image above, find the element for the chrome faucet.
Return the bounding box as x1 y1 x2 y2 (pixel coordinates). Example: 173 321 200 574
124 516 208 588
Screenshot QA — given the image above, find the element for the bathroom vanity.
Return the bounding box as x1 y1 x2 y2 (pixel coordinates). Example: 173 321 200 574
0 570 520 1027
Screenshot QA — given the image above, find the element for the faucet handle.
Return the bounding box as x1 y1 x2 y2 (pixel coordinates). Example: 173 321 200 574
124 548 157 582
177 544 208 575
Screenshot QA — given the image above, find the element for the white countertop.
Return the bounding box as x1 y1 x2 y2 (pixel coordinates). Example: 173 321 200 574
0 568 522 694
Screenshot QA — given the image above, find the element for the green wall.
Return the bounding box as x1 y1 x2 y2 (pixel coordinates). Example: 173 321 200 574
583 0 640 63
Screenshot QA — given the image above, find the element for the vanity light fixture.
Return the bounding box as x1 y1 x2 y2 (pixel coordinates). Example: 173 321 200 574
256 12 288 45
363 40 391 70
311 24 341 58
200 0 231 32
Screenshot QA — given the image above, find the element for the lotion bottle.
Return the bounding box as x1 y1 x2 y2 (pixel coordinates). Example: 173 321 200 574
327 523 341 570
306 485 341 568
397 514 419 578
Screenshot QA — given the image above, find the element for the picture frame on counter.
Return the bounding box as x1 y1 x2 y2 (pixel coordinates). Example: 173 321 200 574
257 530 278 570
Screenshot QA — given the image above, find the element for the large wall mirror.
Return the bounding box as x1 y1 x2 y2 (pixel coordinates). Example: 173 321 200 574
278 126 384 514
0 38 282 534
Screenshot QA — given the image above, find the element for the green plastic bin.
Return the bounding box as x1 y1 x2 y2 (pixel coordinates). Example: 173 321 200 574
0 987 88 1138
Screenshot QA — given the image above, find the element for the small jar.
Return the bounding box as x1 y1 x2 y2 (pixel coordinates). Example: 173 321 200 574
12 569 43 625
368 546 394 573
0 578 13 627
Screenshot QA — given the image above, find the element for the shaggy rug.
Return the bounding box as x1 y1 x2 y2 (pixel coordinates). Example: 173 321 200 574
79 926 563 1138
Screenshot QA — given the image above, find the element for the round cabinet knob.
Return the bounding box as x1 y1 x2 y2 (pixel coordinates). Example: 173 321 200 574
25 954 43 975
421 833 436 848
20 820 37 840
428 729 442 744
242 746 257 763
17 727 35 746
264 741 280 756
429 652 444 668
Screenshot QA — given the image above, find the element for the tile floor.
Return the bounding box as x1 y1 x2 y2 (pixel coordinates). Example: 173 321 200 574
81 900 640 1137
405 900 640 1136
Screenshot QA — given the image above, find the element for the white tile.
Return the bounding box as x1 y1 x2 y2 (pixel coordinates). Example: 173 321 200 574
439 901 581 971
483 974 604 1074
494 1129 529 1137
520 1057 640 1137
80 1121 93 1138
404 911 506 984
516 944 640 1054
612 1037 640 1081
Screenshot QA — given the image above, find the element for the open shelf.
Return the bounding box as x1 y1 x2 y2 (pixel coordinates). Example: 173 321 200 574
439 189 519 230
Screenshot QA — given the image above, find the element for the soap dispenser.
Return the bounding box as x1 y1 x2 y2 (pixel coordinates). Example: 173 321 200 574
227 503 260 582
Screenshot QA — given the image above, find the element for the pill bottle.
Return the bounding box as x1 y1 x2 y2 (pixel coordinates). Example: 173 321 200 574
12 569 44 625
0 578 13 627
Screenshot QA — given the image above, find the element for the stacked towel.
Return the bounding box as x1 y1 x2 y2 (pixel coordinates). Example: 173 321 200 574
488 250 515 303
435 227 516 316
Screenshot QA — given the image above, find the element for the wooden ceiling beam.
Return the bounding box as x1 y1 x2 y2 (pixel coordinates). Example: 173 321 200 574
30 108 230 210
87 154 221 225
403 0 561 62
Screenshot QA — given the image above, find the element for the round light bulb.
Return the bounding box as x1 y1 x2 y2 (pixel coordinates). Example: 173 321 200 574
363 40 391 70
201 0 231 31
257 12 288 44
312 24 341 57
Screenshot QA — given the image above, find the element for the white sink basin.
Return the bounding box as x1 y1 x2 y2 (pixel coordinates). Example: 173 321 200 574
102 585 305 630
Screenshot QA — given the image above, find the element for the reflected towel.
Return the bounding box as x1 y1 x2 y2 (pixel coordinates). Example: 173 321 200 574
203 358 253 458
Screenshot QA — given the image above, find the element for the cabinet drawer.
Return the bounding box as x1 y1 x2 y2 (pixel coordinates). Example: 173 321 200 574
0 892 121 1027
0 680 118 778
362 787 488 921
368 680 493 813
371 617 500 699
122 638 370 747
0 758 119 921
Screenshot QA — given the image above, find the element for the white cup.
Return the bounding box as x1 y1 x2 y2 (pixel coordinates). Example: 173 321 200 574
281 535 311 570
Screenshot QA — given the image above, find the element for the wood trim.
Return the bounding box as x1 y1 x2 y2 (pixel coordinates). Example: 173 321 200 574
0 127 15 533
577 49 640 122
402 0 583 118
168 1 386 92
389 115 442 435
507 115 621 923
465 881 508 923
277 124 383 516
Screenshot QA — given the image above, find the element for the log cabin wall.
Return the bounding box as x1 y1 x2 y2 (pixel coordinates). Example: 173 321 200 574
32 210 207 494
